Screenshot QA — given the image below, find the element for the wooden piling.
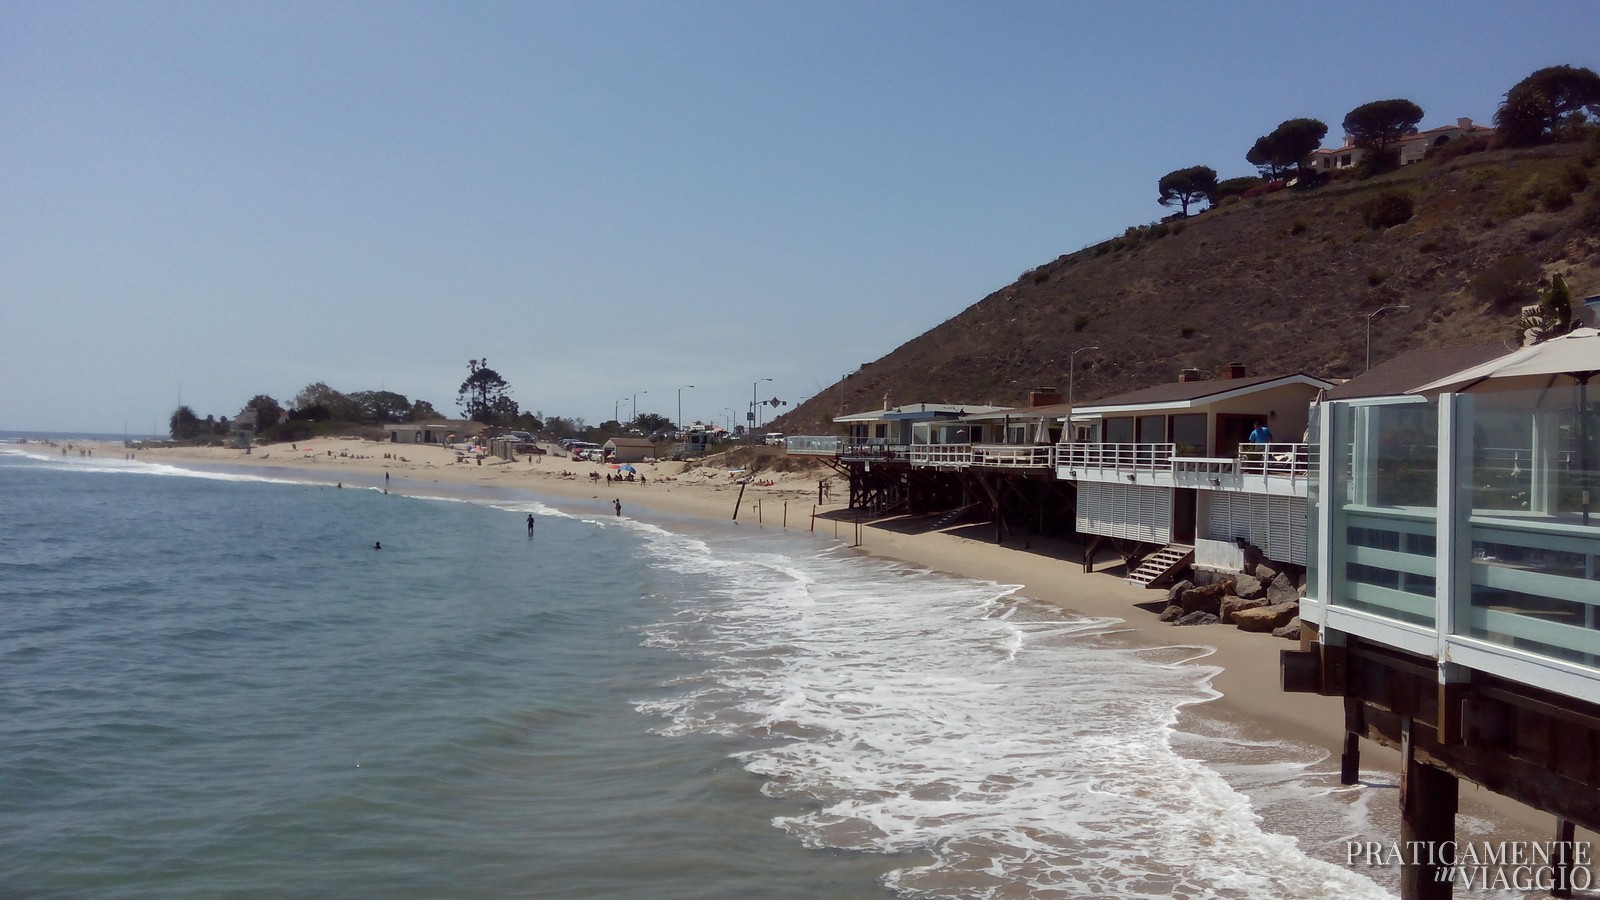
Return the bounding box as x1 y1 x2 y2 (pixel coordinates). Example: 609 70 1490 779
1399 718 1458 900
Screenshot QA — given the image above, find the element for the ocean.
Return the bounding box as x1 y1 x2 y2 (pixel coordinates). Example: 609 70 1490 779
2 440 1513 898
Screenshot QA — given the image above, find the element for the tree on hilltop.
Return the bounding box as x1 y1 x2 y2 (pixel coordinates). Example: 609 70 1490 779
1157 165 1219 216
1247 118 1328 181
1342 99 1423 166
458 358 518 425
1495 65 1600 147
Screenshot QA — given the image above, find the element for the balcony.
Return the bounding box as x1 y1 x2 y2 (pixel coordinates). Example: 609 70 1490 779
840 441 909 462
1058 441 1311 495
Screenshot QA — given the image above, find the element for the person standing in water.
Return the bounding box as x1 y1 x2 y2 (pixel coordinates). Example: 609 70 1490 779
612 498 621 516
526 513 536 536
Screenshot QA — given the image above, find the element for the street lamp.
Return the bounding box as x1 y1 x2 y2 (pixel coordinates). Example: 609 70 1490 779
677 385 694 434
614 398 626 425
1069 346 1100 405
723 407 737 434
1365 305 1411 372
631 390 648 424
751 378 772 442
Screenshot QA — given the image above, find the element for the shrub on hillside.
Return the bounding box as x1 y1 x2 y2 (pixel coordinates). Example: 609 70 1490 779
1428 135 1491 165
1360 190 1415 229
1470 255 1540 310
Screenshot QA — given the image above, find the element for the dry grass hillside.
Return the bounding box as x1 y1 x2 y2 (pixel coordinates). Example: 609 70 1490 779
776 141 1600 435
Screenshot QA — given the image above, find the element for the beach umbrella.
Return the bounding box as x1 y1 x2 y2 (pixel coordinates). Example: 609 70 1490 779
619 464 636 473
1410 327 1600 524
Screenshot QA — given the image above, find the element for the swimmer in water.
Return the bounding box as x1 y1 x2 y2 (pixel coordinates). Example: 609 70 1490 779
373 541 381 550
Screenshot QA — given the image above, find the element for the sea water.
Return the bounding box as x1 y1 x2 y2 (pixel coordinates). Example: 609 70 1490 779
1 441 1504 898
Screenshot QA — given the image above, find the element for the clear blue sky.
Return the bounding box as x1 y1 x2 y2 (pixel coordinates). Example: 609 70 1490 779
4 1 1596 434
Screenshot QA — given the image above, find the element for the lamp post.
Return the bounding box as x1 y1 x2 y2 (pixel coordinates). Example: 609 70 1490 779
1365 305 1411 372
676 385 694 435
839 373 850 415
631 390 648 424
614 398 626 425
1069 346 1100 405
724 407 737 434
751 378 772 443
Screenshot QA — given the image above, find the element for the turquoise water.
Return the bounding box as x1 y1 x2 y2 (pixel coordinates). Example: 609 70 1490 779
1 445 1406 898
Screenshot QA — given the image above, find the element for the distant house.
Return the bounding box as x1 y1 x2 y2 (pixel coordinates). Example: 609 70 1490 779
389 420 472 445
228 406 258 449
603 437 656 463
1307 116 1493 172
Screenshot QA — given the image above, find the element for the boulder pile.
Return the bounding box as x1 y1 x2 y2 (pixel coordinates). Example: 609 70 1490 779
1157 548 1303 640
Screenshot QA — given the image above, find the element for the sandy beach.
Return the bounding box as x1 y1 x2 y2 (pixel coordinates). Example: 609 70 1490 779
117 435 1570 849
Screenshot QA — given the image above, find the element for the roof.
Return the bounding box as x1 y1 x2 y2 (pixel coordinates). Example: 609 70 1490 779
1328 343 1508 400
1076 372 1332 412
834 403 1005 424
603 437 656 448
959 401 1076 422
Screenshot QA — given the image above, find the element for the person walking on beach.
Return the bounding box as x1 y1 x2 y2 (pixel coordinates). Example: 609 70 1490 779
526 513 536 536
613 498 622 516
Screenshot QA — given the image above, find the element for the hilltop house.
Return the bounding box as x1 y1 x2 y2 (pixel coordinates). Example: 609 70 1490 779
1307 117 1493 172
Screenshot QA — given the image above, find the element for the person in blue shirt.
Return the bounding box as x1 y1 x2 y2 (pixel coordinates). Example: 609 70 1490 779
1248 421 1273 443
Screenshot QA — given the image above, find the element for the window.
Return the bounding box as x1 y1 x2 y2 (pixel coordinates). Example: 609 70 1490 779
1172 414 1206 456
1137 415 1167 443
1103 417 1134 443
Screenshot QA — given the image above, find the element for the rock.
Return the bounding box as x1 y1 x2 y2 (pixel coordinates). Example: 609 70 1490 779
1159 604 1185 622
1179 581 1232 616
1272 617 1303 641
1166 580 1195 605
1233 573 1266 601
1266 573 1299 605
1219 595 1269 624
1175 611 1219 626
1254 561 1280 583
1233 601 1299 633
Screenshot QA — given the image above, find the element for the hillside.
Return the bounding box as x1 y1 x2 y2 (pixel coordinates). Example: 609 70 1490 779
775 142 1600 434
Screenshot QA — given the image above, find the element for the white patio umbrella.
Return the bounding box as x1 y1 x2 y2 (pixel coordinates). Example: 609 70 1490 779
1410 327 1600 523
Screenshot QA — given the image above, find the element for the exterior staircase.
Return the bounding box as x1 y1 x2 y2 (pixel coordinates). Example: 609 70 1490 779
1123 543 1195 588
930 502 980 531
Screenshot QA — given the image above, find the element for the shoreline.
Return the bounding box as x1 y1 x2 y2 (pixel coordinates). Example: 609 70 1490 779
77 437 1566 848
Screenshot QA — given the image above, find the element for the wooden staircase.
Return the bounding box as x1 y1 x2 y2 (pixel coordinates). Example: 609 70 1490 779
1123 543 1194 588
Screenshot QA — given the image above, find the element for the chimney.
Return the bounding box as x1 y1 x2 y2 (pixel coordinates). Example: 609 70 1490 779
1220 363 1247 379
1029 387 1063 407
1179 368 1206 383
1457 116 1473 130
882 391 895 411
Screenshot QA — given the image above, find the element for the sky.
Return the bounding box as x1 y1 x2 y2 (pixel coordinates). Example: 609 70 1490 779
3 1 1597 434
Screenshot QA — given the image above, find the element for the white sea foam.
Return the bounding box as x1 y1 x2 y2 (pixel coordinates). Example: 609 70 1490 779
630 526 1392 899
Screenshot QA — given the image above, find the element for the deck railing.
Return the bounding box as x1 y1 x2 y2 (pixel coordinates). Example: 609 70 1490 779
972 444 1055 468
1057 442 1175 473
841 442 909 462
1238 442 1311 478
784 435 843 455
909 444 972 466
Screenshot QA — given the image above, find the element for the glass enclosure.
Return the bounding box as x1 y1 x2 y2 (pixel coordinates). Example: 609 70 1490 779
1327 398 1439 626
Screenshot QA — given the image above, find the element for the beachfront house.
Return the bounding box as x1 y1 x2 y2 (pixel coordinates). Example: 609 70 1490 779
388 421 471 445
227 406 258 449
602 437 656 463
1287 333 1600 887
1059 366 1332 583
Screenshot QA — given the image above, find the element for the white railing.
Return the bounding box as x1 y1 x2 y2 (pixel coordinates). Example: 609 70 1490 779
909 444 972 467
972 444 1055 468
1238 442 1311 478
1172 457 1238 477
1057 442 1175 472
